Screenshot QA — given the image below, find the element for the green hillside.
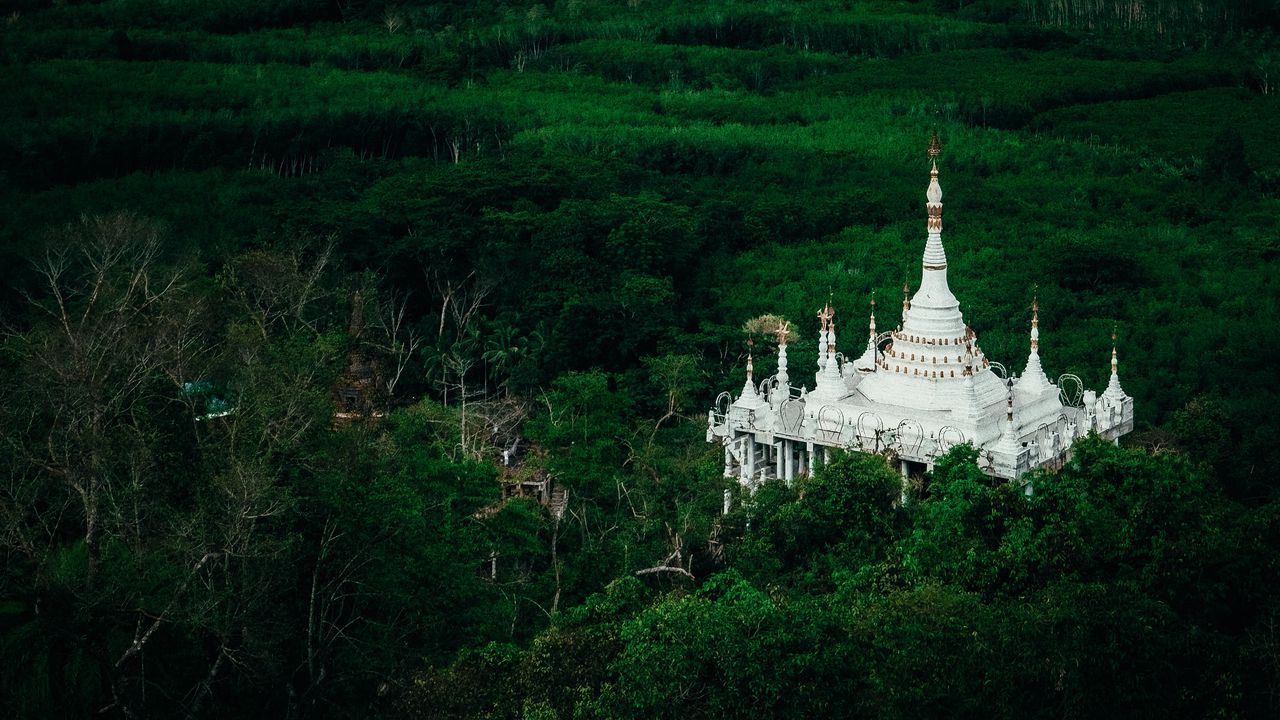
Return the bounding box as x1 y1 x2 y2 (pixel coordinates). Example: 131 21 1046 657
1 1 1278 717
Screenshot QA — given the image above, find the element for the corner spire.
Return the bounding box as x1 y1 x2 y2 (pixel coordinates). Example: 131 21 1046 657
999 377 1018 445
775 322 790 389
868 292 877 339
853 293 879 374
742 338 757 399
1030 295 1039 352
812 303 846 400
1021 294 1051 394
817 303 834 369
1104 327 1127 401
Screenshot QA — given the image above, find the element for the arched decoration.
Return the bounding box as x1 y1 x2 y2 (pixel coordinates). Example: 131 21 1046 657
779 397 806 434
856 411 886 452
988 361 1008 379
895 418 925 457
1035 422 1054 458
937 425 967 455
714 391 732 418
816 404 847 444
1057 373 1084 407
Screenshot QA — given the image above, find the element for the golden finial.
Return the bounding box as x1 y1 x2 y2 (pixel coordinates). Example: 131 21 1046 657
927 131 941 159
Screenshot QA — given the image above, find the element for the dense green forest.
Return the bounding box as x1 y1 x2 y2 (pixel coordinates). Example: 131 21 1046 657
1 0 1279 717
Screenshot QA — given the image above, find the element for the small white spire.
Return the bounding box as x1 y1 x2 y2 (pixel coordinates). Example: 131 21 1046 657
1030 296 1039 352
1104 328 1127 401
995 377 1019 449
736 341 764 408
900 281 910 329
868 293 877 339
776 335 790 389
816 305 831 373
990 376 1023 478
964 370 982 422
824 311 842 381
812 303 846 400
816 301 835 388
853 294 879 374
1021 295 1052 394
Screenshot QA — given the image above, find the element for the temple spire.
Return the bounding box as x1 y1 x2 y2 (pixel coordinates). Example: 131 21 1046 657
775 323 790 389
1021 294 1051 393
812 303 845 400
1104 327 1127 401
923 133 946 269
816 304 833 374
740 343 758 400
853 293 880 374
900 281 910 329
999 378 1018 444
964 369 982 421
900 132 961 340
868 293 877 339
1030 296 1039 352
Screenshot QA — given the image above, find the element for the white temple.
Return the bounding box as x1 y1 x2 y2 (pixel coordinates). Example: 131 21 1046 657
707 135 1133 489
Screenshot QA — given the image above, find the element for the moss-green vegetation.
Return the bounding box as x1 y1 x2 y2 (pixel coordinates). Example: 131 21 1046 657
1 0 1277 717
